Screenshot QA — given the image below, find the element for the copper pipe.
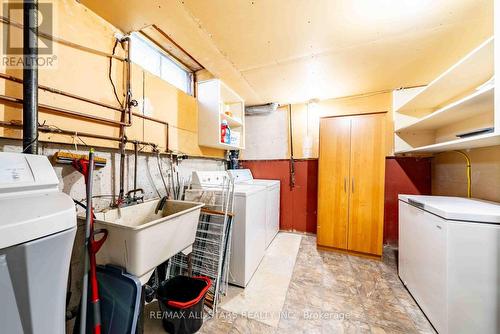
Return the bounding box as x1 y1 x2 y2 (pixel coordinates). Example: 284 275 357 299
125 37 133 124
0 16 126 61
131 111 168 125
0 72 170 126
0 73 122 111
1 120 222 161
0 94 128 127
166 123 169 152
133 141 138 190
117 37 132 204
139 31 194 72
151 24 204 69
0 120 159 148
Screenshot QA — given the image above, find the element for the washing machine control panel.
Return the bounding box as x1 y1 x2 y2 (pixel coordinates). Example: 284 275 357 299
0 152 59 194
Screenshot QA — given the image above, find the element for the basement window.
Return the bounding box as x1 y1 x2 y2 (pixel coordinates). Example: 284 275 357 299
129 32 193 95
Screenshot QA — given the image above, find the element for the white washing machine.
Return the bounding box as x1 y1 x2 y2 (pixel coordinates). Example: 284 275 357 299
186 171 267 287
228 169 280 248
399 195 500 334
0 152 76 334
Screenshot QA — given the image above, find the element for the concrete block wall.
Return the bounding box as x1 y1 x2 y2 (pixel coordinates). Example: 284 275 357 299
0 138 225 331
0 139 225 209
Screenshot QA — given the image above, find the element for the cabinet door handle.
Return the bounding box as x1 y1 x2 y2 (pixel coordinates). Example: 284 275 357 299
352 178 355 193
344 177 347 193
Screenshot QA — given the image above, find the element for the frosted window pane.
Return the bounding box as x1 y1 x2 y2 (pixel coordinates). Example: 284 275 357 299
130 34 161 77
130 32 191 94
161 56 189 93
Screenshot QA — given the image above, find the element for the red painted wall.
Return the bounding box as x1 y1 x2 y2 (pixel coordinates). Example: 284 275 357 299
240 159 318 234
384 157 432 246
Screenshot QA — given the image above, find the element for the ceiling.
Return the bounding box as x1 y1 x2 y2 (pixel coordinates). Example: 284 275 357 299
82 0 493 105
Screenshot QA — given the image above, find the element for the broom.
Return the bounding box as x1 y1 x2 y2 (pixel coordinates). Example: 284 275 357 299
52 151 107 168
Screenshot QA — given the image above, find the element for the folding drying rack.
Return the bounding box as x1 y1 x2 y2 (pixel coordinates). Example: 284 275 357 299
167 176 235 316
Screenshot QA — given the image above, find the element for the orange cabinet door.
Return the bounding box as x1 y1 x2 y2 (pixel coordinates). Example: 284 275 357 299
317 116 351 249
347 113 386 256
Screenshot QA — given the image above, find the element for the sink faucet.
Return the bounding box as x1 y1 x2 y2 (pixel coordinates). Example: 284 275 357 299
155 196 168 214
122 188 145 207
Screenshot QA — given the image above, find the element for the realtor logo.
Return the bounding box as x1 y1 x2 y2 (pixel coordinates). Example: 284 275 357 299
2 1 56 68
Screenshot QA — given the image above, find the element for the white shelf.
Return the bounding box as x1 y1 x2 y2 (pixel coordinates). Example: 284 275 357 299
220 112 243 127
197 79 245 150
396 86 494 132
395 132 500 154
216 141 241 150
396 37 494 114
393 35 497 155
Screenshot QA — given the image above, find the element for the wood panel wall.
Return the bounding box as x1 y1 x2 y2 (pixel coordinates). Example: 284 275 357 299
0 0 224 158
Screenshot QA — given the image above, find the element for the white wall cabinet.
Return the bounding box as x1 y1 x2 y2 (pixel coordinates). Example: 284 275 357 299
197 79 245 150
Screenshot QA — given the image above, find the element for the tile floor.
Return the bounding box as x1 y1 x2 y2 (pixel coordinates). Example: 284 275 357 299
145 234 436 334
220 233 302 328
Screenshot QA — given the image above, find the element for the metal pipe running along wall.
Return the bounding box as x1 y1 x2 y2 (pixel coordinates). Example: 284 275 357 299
0 120 221 161
22 0 38 154
0 120 159 150
0 73 170 126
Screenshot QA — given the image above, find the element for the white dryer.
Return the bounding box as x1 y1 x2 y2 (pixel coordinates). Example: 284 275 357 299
228 169 280 248
186 171 267 287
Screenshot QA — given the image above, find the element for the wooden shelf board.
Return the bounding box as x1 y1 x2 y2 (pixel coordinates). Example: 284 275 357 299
395 132 500 154
396 86 494 132
396 37 494 114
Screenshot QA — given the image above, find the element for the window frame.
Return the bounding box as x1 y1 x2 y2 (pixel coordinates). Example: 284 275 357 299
129 32 195 95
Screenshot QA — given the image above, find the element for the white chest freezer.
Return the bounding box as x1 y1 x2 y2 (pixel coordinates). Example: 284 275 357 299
398 195 500 334
0 152 76 334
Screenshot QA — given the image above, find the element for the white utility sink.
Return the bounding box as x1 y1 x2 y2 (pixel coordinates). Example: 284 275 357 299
93 199 203 284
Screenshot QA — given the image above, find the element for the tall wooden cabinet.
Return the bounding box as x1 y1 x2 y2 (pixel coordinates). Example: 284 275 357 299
317 113 386 257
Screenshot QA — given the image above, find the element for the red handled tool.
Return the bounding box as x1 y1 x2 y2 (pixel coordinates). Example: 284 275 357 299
74 149 107 334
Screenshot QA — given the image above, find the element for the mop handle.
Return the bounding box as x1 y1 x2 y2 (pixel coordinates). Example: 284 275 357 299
87 151 102 334
78 150 91 334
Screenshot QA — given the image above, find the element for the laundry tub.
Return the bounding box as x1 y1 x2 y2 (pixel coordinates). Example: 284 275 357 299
93 199 203 284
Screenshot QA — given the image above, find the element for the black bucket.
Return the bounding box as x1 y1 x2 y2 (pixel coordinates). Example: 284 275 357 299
157 276 211 334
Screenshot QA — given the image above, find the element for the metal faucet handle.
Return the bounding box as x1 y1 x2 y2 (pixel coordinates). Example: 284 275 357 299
127 188 144 197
